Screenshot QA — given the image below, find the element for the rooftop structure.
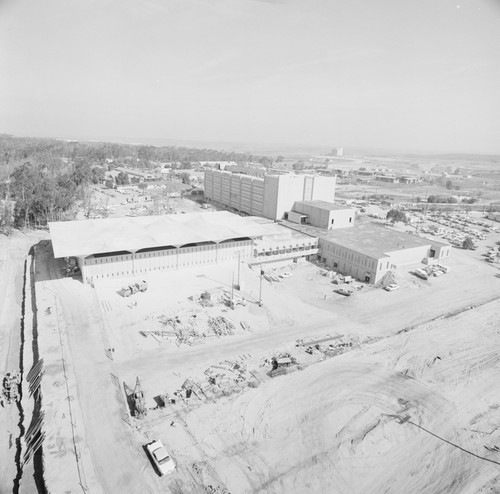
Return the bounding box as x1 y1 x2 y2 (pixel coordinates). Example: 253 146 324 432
289 201 355 230
49 211 270 259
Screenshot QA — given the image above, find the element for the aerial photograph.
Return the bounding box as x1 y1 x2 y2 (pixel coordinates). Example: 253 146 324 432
1 0 500 493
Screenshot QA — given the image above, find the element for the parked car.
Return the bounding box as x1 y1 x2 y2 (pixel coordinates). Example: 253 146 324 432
413 269 429 280
335 288 353 297
384 284 399 291
146 440 176 476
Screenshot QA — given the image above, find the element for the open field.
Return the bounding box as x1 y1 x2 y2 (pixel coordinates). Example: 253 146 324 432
21 223 500 493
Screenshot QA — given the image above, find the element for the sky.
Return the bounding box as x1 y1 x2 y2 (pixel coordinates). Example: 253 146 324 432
1 0 499 154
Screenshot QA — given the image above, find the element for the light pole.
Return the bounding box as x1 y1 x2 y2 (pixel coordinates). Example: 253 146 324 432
236 250 241 290
258 268 264 307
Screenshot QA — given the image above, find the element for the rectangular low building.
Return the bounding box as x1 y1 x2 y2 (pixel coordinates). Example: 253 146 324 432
290 201 355 230
49 211 272 284
281 220 451 284
318 223 451 283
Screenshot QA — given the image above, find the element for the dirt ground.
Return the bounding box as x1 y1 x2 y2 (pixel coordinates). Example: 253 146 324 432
0 229 48 493
2 218 500 493
26 222 500 493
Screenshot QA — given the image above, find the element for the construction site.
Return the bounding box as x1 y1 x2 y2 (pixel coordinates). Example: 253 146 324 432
1 215 500 493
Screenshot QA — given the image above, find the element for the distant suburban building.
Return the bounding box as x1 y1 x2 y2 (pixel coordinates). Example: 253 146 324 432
399 176 419 185
374 174 399 184
204 169 336 221
115 167 159 182
329 147 344 157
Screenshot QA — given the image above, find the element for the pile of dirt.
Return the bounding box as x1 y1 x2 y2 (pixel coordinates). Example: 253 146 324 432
377 271 396 288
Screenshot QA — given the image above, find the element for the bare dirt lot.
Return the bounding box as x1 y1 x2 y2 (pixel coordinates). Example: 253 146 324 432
26 225 500 493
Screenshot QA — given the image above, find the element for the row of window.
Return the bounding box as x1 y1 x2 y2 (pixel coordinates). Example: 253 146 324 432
85 244 250 264
322 243 377 270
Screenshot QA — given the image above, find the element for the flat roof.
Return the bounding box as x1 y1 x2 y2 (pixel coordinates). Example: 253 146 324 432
281 219 449 259
49 211 271 258
294 200 354 211
247 216 316 242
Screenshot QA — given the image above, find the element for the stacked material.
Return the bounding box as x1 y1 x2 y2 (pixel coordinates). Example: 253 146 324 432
208 316 235 337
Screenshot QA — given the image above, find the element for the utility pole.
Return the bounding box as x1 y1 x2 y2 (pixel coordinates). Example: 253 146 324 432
258 268 263 307
231 271 235 309
236 250 241 290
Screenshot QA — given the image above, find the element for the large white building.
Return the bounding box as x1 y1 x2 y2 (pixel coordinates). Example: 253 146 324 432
204 169 336 221
49 211 318 284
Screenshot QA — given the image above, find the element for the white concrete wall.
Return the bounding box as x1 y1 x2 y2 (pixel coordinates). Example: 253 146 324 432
204 169 265 217
80 240 253 283
385 245 429 267
311 175 336 203
318 239 382 283
329 209 355 229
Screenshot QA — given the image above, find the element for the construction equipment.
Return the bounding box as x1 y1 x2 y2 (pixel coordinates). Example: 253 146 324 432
2 371 21 404
119 286 132 297
133 377 147 418
129 283 139 295
135 280 148 292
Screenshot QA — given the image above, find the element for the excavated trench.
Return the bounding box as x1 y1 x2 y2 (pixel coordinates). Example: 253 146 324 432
13 248 47 494
12 259 27 494
29 248 48 494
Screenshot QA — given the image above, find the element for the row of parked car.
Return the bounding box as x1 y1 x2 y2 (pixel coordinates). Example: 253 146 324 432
414 263 450 280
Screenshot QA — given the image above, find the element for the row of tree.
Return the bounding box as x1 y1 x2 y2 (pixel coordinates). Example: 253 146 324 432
1 135 274 230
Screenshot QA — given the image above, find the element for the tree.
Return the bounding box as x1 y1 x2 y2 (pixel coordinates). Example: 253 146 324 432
386 209 407 223
179 172 191 185
91 167 105 184
462 237 475 250
446 180 453 190
115 171 129 186
105 178 114 188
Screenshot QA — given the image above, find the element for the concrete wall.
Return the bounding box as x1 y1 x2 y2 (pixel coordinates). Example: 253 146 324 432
292 203 355 230
329 209 355 229
310 175 336 202
385 245 429 267
431 243 451 260
318 238 382 283
79 240 253 283
204 169 265 217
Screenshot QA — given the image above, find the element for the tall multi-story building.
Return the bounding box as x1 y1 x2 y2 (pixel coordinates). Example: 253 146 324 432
204 169 336 221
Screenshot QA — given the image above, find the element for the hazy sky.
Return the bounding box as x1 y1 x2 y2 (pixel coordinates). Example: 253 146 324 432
1 0 499 153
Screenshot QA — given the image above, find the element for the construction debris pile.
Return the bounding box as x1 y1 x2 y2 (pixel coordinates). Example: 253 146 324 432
2 371 20 405
157 358 259 409
208 316 235 337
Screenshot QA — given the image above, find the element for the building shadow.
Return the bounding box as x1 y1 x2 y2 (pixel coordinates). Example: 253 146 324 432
31 240 82 283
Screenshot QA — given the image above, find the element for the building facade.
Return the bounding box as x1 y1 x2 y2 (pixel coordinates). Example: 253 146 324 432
317 225 451 284
290 201 355 230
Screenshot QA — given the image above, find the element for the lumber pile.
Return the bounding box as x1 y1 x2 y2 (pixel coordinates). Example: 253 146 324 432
208 316 235 337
